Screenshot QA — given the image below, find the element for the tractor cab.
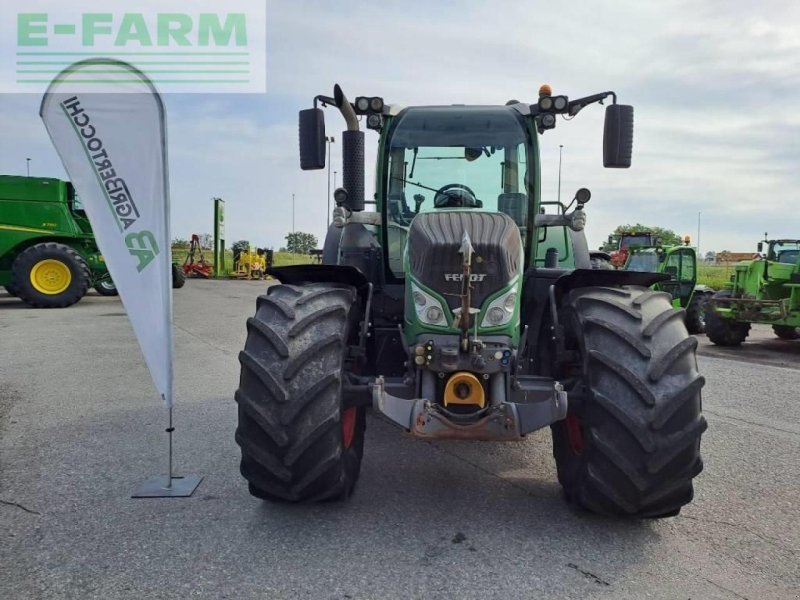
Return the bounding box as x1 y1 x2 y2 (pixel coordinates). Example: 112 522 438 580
384 106 531 281
763 239 800 266
624 244 697 307
610 231 659 267
66 183 94 236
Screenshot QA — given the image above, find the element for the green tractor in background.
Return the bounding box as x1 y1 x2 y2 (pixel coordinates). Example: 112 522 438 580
621 239 714 334
0 175 184 308
602 230 660 267
235 84 707 518
705 237 800 345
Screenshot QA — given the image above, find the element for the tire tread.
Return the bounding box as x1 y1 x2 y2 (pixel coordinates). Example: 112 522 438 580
552 286 706 518
235 283 365 503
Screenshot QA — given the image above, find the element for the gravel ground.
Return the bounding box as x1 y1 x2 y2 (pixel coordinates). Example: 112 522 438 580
1 280 798 599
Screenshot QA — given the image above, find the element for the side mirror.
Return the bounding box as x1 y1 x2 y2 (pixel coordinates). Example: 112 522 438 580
603 104 634 168
299 108 326 170
757 242 763 253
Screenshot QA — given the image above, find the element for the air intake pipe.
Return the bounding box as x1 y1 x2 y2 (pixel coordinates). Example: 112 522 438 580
333 84 365 212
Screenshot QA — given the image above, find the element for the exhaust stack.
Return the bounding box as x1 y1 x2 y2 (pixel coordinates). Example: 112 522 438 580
334 84 365 212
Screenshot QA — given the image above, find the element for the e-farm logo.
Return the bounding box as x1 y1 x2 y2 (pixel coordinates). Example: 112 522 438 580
4 0 266 93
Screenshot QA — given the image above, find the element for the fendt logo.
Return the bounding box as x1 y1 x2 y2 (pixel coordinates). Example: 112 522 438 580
3 1 266 93
444 273 487 282
61 95 158 273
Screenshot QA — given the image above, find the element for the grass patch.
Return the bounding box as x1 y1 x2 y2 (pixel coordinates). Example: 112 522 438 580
170 247 315 276
698 263 733 290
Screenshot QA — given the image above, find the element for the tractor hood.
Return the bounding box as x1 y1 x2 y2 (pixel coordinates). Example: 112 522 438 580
408 210 522 310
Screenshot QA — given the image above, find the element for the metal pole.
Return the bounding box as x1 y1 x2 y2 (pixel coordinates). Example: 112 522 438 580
292 193 295 234
557 145 563 204
333 171 337 192
26 158 31 176
166 406 173 488
326 137 334 228
697 211 701 258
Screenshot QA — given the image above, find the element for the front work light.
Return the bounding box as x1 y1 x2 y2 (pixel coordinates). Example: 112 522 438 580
541 114 556 129
355 97 370 112
333 187 349 205
553 96 568 111
369 97 384 112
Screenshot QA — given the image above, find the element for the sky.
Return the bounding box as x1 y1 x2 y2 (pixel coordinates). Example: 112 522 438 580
1 0 799 256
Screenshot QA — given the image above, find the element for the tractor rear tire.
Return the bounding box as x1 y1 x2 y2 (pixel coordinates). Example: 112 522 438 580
551 286 707 518
685 292 709 334
704 290 750 346
4 284 18 297
95 279 119 296
235 283 366 502
11 243 90 308
172 264 186 289
773 325 800 340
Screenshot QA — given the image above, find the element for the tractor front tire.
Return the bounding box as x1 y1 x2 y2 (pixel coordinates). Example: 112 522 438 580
685 292 709 334
551 286 707 518
235 283 366 502
11 243 90 308
773 325 800 340
704 290 750 346
4 284 18 297
171 264 186 289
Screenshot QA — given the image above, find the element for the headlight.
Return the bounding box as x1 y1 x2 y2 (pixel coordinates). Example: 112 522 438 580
426 306 443 323
355 97 370 112
487 307 506 325
369 97 384 112
410 282 448 326
480 287 518 328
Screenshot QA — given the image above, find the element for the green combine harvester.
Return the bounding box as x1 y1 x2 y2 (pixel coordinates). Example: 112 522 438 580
0 176 110 307
0 175 184 308
235 84 707 518
621 240 714 334
705 237 800 345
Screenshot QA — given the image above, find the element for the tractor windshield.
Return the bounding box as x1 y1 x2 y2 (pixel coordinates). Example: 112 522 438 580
384 106 531 277
625 249 661 273
620 234 655 249
770 241 800 264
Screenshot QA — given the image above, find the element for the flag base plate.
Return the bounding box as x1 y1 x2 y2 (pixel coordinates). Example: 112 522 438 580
131 475 203 498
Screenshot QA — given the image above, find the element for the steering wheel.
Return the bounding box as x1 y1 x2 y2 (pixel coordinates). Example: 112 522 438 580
433 184 482 208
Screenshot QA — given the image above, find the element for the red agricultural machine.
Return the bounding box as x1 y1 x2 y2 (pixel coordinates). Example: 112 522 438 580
182 234 213 278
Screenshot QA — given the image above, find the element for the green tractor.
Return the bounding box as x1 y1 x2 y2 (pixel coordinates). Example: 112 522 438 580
705 237 800 345
0 175 185 308
622 240 714 334
603 231 660 267
235 85 707 518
